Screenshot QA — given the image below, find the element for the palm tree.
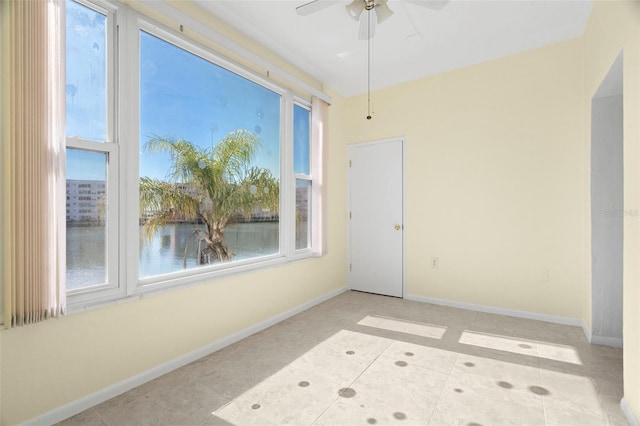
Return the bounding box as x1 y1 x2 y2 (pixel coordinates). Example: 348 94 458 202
139 129 279 267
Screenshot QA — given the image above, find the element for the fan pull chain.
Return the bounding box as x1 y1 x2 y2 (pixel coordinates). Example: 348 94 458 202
366 10 372 120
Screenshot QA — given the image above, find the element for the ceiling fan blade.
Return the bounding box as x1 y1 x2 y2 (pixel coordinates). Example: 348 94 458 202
345 0 366 21
295 0 340 16
375 2 394 24
405 0 450 11
358 11 376 40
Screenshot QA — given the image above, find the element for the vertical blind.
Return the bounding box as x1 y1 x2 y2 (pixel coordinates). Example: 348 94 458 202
2 0 66 327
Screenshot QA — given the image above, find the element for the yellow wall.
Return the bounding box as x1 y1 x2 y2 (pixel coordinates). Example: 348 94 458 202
339 39 589 319
583 0 640 420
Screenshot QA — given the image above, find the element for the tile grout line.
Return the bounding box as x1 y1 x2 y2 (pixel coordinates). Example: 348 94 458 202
427 308 485 425
310 338 395 425
534 342 550 426
426 350 461 425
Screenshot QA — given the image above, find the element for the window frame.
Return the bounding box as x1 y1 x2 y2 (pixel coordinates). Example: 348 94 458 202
293 100 313 255
65 0 123 307
65 0 324 311
132 19 292 293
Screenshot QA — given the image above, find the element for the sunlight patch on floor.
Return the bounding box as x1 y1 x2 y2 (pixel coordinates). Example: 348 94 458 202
210 328 459 425
459 330 582 365
212 329 397 424
357 315 447 339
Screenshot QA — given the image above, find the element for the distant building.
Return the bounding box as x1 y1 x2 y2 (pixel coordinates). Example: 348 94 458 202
69 179 292 224
296 185 309 221
66 180 106 223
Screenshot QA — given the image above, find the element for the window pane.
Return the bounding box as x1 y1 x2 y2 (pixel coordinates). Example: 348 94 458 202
294 104 310 175
296 179 311 250
66 0 107 142
139 32 281 278
66 149 108 290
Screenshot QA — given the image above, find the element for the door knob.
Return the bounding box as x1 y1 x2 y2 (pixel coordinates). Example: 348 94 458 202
394 224 402 231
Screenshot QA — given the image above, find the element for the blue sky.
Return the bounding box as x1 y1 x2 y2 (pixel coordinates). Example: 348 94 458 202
66 0 107 181
66 0 298 182
139 31 282 180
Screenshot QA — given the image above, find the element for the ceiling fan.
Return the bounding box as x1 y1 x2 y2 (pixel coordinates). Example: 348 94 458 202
295 0 449 40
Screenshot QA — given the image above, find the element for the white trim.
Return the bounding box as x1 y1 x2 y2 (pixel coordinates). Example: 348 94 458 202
23 286 348 426
0 0 4 326
65 0 123 307
310 97 327 256
293 100 313 252
136 256 286 289
150 0 331 105
405 294 587 329
68 252 320 313
401 139 407 299
590 334 624 348
582 321 593 343
580 324 624 349
73 0 118 14
118 2 141 298
622 398 640 426
281 90 295 258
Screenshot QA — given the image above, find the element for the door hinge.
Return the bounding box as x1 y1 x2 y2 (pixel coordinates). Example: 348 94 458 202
349 211 352 219
349 263 352 272
349 160 352 168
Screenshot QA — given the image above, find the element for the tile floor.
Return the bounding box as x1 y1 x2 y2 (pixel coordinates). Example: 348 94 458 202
59 291 627 425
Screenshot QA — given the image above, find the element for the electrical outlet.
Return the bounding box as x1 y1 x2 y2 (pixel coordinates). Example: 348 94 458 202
540 269 550 282
431 257 439 269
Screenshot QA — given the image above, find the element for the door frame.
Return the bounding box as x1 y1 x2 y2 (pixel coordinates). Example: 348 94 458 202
590 52 624 348
347 137 407 298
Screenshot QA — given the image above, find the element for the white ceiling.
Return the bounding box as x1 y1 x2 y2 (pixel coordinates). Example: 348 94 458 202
194 0 594 97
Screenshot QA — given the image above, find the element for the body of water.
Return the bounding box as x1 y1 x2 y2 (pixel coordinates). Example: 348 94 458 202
66 222 280 290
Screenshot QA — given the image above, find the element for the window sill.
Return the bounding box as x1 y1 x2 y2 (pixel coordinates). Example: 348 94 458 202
65 250 322 315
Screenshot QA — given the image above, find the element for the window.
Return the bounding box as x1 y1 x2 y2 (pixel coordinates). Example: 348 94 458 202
138 32 281 280
65 0 118 296
294 103 312 250
64 0 324 308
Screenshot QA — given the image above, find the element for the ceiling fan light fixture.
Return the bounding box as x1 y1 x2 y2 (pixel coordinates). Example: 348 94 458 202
346 0 366 21
375 3 394 24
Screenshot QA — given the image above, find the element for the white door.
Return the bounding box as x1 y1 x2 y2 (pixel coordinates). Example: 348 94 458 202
348 139 404 297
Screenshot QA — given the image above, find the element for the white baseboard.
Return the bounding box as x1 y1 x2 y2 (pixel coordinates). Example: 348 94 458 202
24 286 348 426
405 293 587 329
622 398 640 426
582 321 593 343
590 334 623 348
404 294 631 348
